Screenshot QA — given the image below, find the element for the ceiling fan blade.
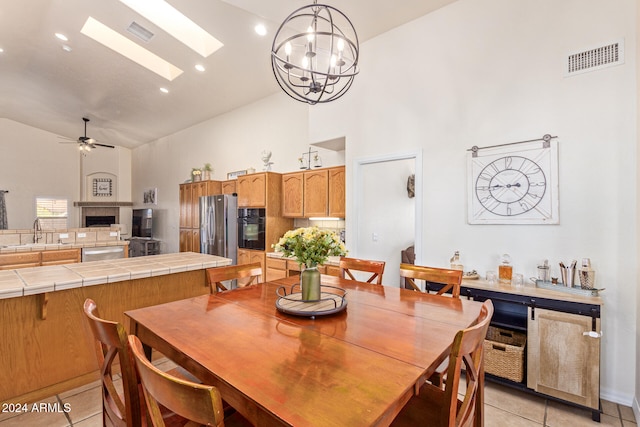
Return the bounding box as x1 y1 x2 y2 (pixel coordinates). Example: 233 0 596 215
94 143 115 148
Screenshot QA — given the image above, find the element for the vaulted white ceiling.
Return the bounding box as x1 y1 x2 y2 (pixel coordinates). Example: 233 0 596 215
0 0 456 149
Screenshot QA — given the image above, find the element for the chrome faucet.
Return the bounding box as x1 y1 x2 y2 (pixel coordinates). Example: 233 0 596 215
33 218 43 243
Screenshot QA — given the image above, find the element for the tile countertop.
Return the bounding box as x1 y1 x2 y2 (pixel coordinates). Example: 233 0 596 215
0 252 232 300
266 252 341 266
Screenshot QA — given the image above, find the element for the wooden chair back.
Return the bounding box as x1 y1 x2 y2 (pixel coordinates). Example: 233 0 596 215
83 298 142 427
339 257 386 284
399 263 463 298
206 262 262 293
392 300 494 427
128 335 226 427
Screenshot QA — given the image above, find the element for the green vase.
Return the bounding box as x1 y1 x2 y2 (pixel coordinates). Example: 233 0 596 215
301 266 321 301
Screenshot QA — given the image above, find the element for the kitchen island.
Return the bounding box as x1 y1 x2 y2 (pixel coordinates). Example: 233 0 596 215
0 252 231 404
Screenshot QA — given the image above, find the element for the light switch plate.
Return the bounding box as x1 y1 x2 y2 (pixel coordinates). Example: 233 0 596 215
77 233 86 238
59 233 69 239
110 232 117 237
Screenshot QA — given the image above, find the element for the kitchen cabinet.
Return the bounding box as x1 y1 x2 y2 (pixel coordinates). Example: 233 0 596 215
266 257 287 281
222 180 237 195
179 181 221 252
282 172 304 217
281 166 345 218
265 256 341 281
527 308 600 411
304 169 329 217
238 173 266 207
0 249 82 270
238 249 266 283
328 166 346 218
459 282 602 421
40 249 81 266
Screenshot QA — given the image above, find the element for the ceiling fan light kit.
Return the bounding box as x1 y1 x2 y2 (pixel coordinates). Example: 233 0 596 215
59 117 115 152
271 0 359 104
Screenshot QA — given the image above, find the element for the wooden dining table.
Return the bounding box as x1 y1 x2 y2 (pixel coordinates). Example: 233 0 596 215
125 274 485 427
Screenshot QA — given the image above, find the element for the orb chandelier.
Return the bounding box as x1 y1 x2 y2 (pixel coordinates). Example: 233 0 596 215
271 1 359 105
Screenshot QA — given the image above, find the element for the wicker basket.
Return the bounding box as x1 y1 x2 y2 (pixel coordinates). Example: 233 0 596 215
483 326 526 382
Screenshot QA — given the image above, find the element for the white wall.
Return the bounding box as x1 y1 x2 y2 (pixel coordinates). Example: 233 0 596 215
0 118 133 230
0 118 81 228
309 0 637 406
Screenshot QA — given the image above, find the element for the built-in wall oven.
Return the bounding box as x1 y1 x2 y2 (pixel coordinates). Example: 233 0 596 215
237 208 266 250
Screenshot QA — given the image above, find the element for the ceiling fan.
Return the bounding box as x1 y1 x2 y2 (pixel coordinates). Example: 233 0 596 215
59 117 115 151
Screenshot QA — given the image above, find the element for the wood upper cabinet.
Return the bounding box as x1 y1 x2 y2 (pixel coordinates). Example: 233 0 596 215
304 169 329 217
238 173 267 207
282 172 304 218
281 166 345 218
222 180 237 195
328 166 345 218
527 307 600 410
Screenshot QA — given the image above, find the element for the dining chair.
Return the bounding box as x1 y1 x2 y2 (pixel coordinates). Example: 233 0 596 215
128 335 253 427
83 298 145 427
339 257 386 284
206 262 263 293
391 299 494 427
399 263 463 298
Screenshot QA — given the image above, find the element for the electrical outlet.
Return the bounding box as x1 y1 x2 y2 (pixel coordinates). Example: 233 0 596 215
77 233 86 238
110 232 118 237
372 232 379 242
59 233 69 239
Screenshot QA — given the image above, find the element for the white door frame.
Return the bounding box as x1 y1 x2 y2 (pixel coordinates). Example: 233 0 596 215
351 149 423 266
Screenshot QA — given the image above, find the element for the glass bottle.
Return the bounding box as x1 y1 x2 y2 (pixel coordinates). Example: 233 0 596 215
498 253 512 283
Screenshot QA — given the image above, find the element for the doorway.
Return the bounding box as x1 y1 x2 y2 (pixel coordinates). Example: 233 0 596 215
352 150 423 287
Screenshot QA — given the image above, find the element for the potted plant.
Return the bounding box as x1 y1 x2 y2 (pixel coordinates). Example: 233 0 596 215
203 163 213 181
191 168 202 182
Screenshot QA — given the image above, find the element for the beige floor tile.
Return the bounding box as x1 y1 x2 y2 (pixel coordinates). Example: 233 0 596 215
0 397 70 427
72 412 103 427
623 420 637 427
60 386 101 424
600 399 618 418
546 400 619 427
484 403 541 426
483 382 546 423
58 379 101 399
619 405 636 423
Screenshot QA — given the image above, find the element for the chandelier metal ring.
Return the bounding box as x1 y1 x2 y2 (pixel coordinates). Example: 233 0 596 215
271 2 360 104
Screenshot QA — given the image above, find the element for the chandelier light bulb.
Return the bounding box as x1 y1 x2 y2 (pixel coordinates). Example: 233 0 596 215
285 42 292 56
337 38 344 52
306 26 315 42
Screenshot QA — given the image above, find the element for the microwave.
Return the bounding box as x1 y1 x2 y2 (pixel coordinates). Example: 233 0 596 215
237 208 266 250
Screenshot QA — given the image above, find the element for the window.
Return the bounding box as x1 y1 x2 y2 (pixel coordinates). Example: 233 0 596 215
36 198 68 229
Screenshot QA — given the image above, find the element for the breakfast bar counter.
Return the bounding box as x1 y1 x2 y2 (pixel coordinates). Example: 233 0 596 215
0 252 231 404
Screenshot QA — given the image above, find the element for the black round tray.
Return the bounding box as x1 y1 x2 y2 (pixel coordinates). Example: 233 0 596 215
275 284 347 318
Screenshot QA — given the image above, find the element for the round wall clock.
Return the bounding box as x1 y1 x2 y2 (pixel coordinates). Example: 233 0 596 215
467 139 558 224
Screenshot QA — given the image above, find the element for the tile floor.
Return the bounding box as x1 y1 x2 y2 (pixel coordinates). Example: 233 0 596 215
0 359 637 427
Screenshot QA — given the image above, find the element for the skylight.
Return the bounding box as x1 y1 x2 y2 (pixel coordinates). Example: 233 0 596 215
81 17 183 81
119 0 223 57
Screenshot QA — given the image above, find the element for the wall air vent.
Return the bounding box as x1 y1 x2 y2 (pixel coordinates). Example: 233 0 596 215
565 39 624 77
126 21 155 43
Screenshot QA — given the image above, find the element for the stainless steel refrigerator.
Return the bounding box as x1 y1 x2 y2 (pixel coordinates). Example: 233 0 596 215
199 194 237 264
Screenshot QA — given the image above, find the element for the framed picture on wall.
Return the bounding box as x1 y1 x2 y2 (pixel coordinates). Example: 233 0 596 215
467 138 559 224
92 178 113 197
143 188 157 205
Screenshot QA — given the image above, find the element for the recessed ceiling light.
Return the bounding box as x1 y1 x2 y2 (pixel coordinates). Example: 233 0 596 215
195 64 205 72
119 0 223 57
55 33 68 41
62 45 72 52
254 24 267 36
0 48 4 53
81 17 183 81
160 87 169 93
